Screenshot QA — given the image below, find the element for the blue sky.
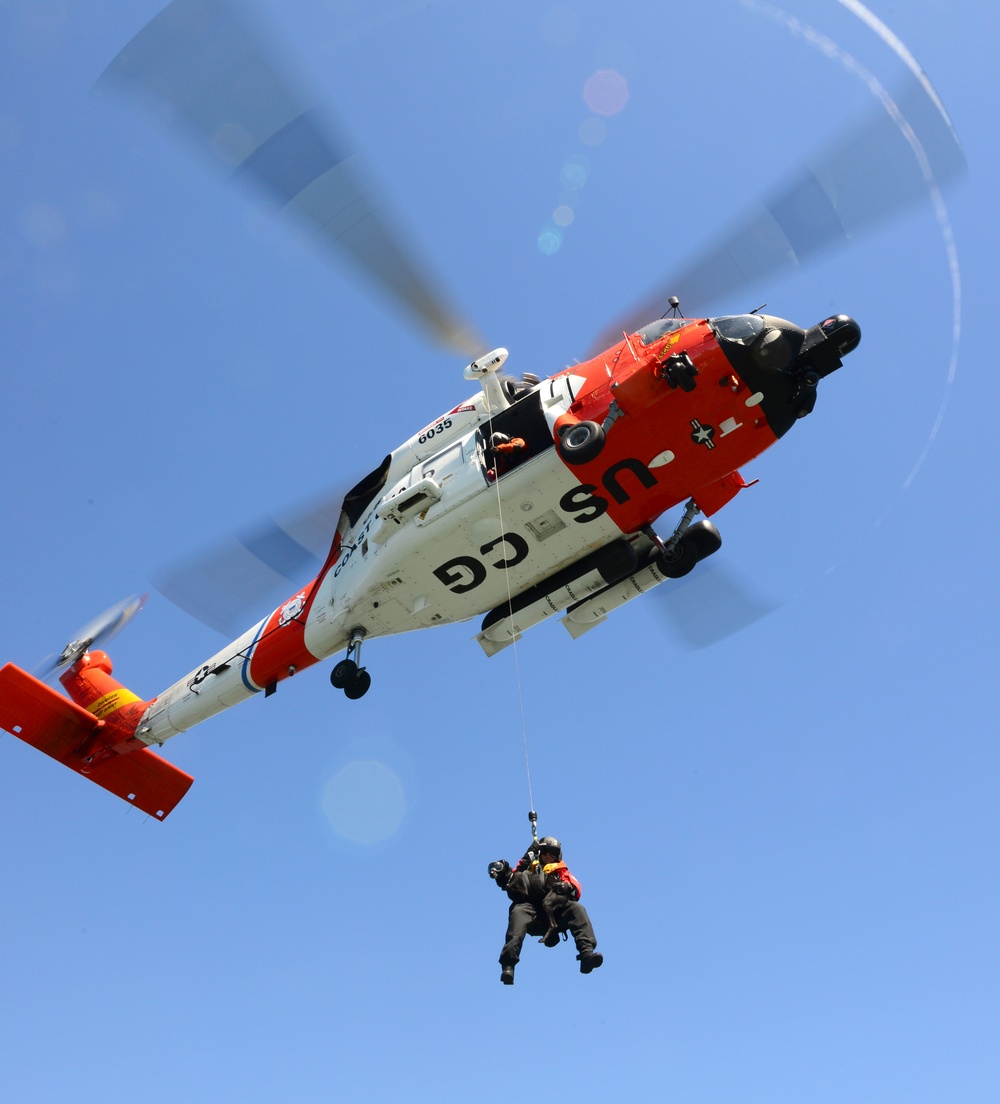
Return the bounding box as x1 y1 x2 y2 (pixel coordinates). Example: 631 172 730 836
1 2 998 1101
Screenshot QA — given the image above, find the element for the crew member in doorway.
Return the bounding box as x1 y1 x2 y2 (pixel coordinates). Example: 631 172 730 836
488 835 603 985
486 432 526 482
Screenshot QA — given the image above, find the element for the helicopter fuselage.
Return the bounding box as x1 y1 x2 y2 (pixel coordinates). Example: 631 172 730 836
131 310 860 746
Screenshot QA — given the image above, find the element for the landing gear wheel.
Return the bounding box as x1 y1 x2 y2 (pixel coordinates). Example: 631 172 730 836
344 669 371 700
661 352 698 392
334 627 371 698
557 421 605 466
657 537 699 578
684 520 722 560
672 365 697 392
330 659 357 689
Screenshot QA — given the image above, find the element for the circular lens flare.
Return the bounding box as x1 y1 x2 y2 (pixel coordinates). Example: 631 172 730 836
583 69 629 116
579 116 607 146
322 759 406 844
537 228 562 254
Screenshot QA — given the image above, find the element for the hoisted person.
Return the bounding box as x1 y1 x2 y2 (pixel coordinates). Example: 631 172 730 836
488 835 603 985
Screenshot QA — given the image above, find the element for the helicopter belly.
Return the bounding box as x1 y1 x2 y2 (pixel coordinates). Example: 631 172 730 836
305 447 626 652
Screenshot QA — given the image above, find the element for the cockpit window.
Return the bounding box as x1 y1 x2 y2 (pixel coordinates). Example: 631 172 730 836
711 314 766 345
636 317 695 346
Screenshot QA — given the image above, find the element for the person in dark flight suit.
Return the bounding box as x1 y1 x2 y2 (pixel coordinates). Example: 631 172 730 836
488 836 603 985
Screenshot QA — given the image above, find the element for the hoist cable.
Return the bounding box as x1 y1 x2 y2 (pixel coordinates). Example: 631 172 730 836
485 415 535 818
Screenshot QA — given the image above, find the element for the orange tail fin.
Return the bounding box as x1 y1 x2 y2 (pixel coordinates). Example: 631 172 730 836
0 655 192 820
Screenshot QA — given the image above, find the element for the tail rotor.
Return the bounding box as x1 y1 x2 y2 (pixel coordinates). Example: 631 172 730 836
35 593 147 681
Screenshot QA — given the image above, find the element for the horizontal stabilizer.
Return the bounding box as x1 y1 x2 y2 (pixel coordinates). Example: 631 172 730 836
0 664 193 820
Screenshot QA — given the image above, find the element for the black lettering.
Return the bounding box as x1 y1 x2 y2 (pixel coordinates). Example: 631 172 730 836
433 556 488 594
559 484 608 523
601 458 658 505
480 532 529 569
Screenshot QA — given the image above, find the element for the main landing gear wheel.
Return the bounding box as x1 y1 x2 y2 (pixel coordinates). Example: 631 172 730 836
657 539 699 579
557 420 605 466
684 519 722 559
656 519 722 578
330 629 372 699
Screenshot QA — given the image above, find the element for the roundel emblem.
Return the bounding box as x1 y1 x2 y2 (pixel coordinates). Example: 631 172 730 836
278 592 307 626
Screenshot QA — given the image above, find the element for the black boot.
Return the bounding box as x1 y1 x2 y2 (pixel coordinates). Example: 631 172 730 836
578 951 603 974
501 965 515 985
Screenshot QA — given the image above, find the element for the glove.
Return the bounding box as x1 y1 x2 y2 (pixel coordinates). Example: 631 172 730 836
488 860 510 880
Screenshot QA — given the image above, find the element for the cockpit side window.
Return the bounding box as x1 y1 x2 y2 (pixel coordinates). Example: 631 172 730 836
636 317 695 345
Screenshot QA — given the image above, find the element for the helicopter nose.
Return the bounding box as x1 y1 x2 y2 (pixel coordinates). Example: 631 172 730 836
797 314 862 378
819 314 861 357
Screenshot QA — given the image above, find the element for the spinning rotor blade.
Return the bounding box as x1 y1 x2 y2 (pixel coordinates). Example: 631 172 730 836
35 593 148 680
658 563 778 650
592 76 965 348
152 489 346 638
99 0 482 356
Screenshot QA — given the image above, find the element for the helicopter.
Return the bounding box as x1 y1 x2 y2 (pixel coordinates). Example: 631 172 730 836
0 1 962 820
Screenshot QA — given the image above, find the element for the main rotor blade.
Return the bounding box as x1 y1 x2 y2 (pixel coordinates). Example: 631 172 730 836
98 0 483 356
592 74 965 349
153 490 345 638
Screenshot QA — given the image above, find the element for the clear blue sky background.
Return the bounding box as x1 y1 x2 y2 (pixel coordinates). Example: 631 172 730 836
2 2 997 1101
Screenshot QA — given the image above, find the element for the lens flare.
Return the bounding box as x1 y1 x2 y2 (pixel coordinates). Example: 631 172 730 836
579 116 607 146
560 158 588 190
537 228 562 255
583 69 629 117
322 759 406 844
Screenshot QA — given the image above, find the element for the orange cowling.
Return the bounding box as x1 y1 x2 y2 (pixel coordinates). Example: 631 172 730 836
59 650 151 755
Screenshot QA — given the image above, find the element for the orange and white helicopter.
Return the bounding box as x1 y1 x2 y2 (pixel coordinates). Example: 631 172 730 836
0 0 961 820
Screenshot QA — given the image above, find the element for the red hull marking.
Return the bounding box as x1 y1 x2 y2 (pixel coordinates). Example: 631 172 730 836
556 322 778 532
246 531 343 689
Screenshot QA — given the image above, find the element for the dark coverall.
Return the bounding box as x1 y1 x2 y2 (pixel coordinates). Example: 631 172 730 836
496 852 598 968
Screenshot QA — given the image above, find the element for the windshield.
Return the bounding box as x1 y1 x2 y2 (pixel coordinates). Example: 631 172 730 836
710 314 766 345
